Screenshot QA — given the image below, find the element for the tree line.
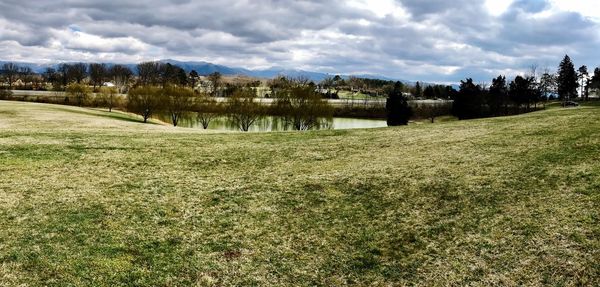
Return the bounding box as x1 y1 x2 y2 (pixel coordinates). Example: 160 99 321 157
125 79 332 131
387 54 598 125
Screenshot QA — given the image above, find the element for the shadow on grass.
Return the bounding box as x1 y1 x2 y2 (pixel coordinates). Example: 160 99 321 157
46 105 162 125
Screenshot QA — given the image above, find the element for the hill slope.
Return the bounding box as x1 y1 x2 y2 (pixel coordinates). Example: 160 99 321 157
0 101 598 286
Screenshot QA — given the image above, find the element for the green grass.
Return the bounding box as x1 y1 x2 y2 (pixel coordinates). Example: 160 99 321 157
0 100 598 286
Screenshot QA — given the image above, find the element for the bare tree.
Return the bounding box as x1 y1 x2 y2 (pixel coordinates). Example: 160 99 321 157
57 64 69 90
127 86 161 123
18 67 34 89
415 102 450 123
273 86 333 130
2 62 20 89
196 94 221 129
226 88 263 131
89 63 107 91
137 62 161 86
539 68 556 108
207 72 222 97
67 63 88 84
578 65 589 100
162 86 194 127
110 64 133 94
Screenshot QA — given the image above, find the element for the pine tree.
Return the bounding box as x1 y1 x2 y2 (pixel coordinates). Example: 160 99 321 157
386 82 412 126
413 81 422 97
488 75 508 116
557 55 578 104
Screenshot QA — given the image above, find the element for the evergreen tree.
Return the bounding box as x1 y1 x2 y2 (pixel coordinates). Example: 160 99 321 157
488 75 508 116
451 78 483 120
386 81 412 126
423 85 435 99
509 76 538 112
413 81 422 97
557 55 578 103
589 67 600 96
189 70 199 89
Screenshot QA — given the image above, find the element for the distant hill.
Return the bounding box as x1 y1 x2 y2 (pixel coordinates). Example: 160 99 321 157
0 59 423 85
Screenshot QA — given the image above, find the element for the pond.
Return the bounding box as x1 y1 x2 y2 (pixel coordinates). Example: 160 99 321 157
155 113 387 132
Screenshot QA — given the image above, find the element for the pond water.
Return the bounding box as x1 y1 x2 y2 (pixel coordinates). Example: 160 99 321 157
156 113 387 132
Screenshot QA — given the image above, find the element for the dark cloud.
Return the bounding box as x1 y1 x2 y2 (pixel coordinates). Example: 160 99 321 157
0 0 599 83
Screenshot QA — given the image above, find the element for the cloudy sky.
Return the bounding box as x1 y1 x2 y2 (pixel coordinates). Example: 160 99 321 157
1 0 599 83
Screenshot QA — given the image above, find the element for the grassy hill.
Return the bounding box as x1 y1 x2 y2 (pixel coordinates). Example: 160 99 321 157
0 100 598 286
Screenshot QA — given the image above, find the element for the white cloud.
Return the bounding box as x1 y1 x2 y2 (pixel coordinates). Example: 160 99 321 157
485 0 515 16
56 29 148 54
0 0 599 83
550 0 600 19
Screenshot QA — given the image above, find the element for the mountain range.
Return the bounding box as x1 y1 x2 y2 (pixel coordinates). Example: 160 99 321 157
0 59 404 84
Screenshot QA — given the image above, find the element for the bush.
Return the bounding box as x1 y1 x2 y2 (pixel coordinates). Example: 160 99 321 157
0 88 13 100
65 83 91 106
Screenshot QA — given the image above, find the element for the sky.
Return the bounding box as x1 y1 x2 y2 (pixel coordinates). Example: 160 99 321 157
1 0 599 83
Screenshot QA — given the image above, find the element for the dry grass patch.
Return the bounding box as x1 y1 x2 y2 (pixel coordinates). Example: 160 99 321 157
0 100 598 286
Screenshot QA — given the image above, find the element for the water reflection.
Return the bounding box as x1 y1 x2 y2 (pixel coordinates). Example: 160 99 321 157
155 113 387 131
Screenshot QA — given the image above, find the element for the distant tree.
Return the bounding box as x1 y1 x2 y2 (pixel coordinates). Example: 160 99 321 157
162 86 194 127
539 71 557 108
57 64 69 89
270 76 293 98
319 76 336 98
97 86 119 112
416 102 450 123
0 88 11 100
452 78 484 120
589 67 600 97
159 63 187 87
66 83 90 106
189 70 199 89
386 81 412 126
207 72 222 96
18 66 34 89
488 75 508 116
2 62 20 89
423 85 435 99
413 81 422 97
89 63 107 91
127 86 161 123
578 65 589 101
557 55 578 104
226 88 263 131
332 75 345 89
43 68 62 90
509 75 538 111
67 63 88 84
110 64 133 94
137 62 161 86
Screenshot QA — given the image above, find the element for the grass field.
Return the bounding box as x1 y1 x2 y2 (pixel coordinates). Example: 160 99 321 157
336 90 385 100
0 100 598 286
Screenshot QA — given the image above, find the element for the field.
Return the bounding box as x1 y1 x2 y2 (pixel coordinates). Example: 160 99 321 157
0 100 598 286
336 90 385 100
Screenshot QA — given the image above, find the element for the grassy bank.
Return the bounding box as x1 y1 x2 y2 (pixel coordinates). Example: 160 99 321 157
0 100 598 286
